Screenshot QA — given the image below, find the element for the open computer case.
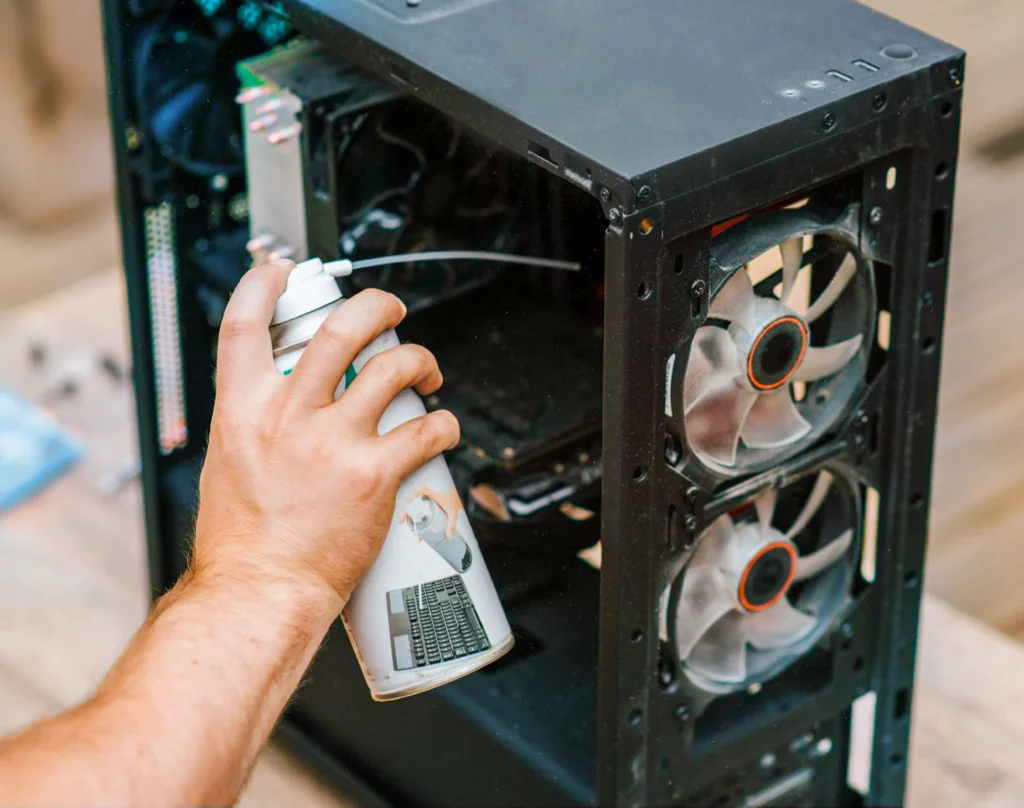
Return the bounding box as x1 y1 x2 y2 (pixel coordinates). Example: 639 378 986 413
102 1 963 805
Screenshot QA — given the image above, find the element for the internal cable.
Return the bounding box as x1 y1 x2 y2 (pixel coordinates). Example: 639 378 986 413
324 250 581 276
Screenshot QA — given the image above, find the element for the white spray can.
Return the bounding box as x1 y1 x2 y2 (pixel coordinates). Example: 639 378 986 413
269 258 514 701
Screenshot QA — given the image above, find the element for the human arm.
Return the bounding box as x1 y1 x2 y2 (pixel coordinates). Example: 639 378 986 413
0 260 459 806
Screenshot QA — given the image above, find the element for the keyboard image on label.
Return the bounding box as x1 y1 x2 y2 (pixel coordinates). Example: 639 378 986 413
387 576 491 671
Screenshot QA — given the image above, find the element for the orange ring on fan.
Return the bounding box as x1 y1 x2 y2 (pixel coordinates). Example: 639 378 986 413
747 316 808 391
738 541 797 612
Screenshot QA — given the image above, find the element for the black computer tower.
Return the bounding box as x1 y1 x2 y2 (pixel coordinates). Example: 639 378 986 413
102 1 963 805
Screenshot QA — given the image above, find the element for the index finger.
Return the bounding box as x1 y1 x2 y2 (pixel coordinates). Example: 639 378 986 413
216 260 295 391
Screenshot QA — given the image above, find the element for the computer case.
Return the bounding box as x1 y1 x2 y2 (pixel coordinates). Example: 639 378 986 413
102 1 963 805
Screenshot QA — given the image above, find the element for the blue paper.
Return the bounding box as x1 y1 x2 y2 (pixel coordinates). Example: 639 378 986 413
0 385 83 510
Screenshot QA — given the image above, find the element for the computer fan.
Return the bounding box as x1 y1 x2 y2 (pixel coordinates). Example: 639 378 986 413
662 470 857 695
679 206 874 475
133 10 253 177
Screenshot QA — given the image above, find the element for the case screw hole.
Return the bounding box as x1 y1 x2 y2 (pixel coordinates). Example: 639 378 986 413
628 709 643 726
631 628 644 643
872 92 888 111
822 112 837 131
633 465 648 481
664 434 682 465
637 185 652 203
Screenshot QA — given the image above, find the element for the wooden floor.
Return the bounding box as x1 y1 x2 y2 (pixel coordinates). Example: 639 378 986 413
861 0 1024 638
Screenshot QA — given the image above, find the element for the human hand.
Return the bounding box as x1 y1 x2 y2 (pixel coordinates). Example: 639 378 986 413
192 261 461 614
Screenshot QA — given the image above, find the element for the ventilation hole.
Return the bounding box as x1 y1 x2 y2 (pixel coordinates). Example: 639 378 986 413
667 504 679 551
640 217 654 235
528 140 558 169
935 161 951 180
674 254 684 275
847 691 877 796
628 709 644 726
853 59 880 73
792 380 807 402
890 753 904 766
876 310 891 351
928 208 949 263
827 69 853 82
637 281 652 300
388 61 416 88
853 656 865 672
886 690 909 726
941 101 954 118
633 465 648 482
910 492 924 507
904 570 919 588
862 487 880 583
631 628 644 643
886 166 898 190
922 336 936 353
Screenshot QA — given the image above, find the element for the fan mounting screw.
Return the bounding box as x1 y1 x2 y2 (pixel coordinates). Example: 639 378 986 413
684 514 698 534
674 705 690 722
822 112 837 131
948 66 962 86
869 206 884 226
685 485 699 505
637 185 653 203
690 279 706 299
608 207 622 224
600 187 612 203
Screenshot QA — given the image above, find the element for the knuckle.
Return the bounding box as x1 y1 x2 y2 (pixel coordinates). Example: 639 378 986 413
349 457 388 500
317 315 350 347
358 288 403 320
220 313 260 340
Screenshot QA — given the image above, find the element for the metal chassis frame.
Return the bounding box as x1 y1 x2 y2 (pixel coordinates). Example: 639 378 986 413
101 0 964 803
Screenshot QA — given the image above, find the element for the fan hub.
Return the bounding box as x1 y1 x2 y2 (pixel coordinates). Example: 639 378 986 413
746 315 807 391
739 541 796 611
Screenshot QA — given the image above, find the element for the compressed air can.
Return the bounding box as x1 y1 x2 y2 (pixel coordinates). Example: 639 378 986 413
268 259 514 701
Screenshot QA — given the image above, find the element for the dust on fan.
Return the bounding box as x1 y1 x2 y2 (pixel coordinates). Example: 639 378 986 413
683 229 866 471
663 471 855 692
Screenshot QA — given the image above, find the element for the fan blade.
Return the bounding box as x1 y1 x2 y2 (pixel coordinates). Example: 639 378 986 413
691 514 741 572
686 379 758 467
755 489 777 534
686 612 748 683
793 335 863 382
745 598 817 650
794 528 853 581
804 253 859 323
674 566 738 660
739 389 812 450
780 238 803 304
785 471 834 539
683 327 742 412
709 268 756 334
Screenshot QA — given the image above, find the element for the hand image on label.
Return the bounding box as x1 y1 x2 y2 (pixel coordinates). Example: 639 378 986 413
405 495 473 573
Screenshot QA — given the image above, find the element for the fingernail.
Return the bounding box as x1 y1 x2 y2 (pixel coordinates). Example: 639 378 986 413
392 293 407 317
270 258 296 269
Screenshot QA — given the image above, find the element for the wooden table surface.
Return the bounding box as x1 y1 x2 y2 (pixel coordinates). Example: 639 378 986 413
1 269 1023 806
